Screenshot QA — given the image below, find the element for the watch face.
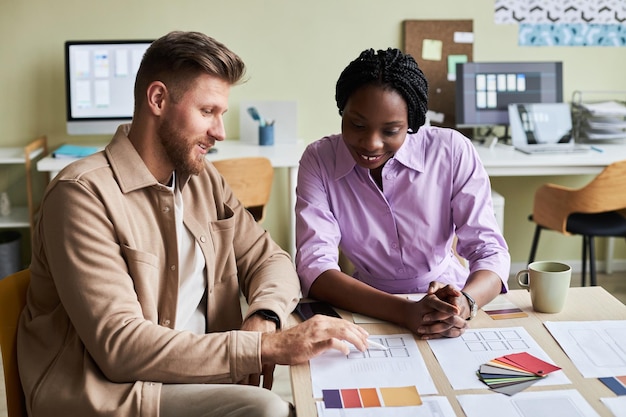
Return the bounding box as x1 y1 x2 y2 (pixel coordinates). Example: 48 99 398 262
471 303 478 317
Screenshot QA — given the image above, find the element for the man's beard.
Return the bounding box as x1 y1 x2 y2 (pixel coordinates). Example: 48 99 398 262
157 118 205 177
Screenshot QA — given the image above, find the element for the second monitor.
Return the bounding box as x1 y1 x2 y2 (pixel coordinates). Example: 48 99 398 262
455 61 563 130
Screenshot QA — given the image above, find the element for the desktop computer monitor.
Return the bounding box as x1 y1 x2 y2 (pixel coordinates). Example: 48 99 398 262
455 61 563 130
65 39 153 135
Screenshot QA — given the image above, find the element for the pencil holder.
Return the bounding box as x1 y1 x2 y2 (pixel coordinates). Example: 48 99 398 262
259 124 275 146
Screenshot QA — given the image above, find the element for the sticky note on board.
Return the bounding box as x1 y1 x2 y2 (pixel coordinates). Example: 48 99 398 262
454 31 474 44
447 54 468 81
422 39 442 61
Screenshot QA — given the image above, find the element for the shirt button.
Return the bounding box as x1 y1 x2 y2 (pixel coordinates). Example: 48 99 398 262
398 268 405 274
200 236 207 243
386 174 395 180
162 319 170 326
163 206 170 213
391 242 398 249
170 265 176 271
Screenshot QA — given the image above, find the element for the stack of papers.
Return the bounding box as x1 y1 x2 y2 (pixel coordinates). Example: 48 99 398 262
574 100 626 141
477 352 561 395
580 101 626 116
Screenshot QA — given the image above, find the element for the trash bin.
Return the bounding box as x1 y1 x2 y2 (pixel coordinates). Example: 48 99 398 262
0 230 22 279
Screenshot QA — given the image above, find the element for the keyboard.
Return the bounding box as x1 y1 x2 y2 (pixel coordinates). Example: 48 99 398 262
515 144 591 154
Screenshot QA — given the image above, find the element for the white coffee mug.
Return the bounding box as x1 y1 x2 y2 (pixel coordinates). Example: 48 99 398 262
516 261 571 313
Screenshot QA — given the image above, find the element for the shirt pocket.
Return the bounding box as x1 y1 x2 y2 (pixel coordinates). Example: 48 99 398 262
209 203 237 284
121 244 160 320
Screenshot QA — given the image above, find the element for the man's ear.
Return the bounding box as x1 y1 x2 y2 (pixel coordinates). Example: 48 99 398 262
146 81 167 116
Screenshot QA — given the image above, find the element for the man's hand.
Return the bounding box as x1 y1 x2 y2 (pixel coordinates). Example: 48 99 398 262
260 315 370 366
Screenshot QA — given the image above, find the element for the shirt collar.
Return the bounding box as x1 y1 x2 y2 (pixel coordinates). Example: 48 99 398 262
334 131 425 180
105 124 192 193
394 131 425 173
334 137 357 180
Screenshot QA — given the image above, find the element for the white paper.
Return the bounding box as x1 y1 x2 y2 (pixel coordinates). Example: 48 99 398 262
601 396 626 417
453 31 474 44
309 334 437 397
482 294 522 313
458 389 599 417
316 395 456 417
580 101 626 116
544 320 626 378
427 327 570 390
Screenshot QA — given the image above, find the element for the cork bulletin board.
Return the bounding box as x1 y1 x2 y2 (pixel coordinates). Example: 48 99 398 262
403 20 473 129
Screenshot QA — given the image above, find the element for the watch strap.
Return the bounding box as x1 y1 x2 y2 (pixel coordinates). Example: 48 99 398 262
461 291 478 320
254 309 281 328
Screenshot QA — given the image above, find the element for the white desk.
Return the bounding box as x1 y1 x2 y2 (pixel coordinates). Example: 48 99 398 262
476 141 626 272
37 140 307 257
475 142 626 176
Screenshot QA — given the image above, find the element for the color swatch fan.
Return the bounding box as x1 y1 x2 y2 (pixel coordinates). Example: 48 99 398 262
477 352 561 396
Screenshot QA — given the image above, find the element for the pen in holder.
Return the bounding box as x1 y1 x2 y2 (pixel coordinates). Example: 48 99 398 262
259 124 275 146
247 106 275 146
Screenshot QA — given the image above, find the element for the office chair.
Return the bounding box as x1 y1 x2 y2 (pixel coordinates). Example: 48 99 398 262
212 157 274 223
528 159 626 286
0 269 30 417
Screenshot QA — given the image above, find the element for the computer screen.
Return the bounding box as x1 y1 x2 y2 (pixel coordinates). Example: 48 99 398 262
455 61 563 129
65 39 153 135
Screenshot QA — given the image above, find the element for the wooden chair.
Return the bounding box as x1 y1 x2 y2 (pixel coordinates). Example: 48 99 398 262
0 269 30 417
212 157 274 223
528 159 626 286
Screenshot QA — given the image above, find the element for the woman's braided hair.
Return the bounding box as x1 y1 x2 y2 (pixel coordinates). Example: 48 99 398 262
335 48 429 132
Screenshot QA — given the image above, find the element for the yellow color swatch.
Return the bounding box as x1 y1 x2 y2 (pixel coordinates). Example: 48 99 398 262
379 386 422 406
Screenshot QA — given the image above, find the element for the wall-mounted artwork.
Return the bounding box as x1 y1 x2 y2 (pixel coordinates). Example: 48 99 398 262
494 0 626 46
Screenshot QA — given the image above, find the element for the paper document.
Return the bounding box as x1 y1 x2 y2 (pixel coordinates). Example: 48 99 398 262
544 320 626 378
457 389 599 417
482 295 528 320
427 327 570 390
579 101 626 116
316 395 456 417
309 334 436 397
601 397 626 417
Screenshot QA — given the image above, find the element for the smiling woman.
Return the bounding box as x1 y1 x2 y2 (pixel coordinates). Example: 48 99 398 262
295 47 510 341
339 84 407 188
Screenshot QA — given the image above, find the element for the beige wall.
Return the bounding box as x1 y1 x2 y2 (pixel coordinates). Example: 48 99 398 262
2 0 625 267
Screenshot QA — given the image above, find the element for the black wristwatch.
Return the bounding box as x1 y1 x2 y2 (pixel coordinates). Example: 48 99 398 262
461 291 478 320
254 309 281 328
